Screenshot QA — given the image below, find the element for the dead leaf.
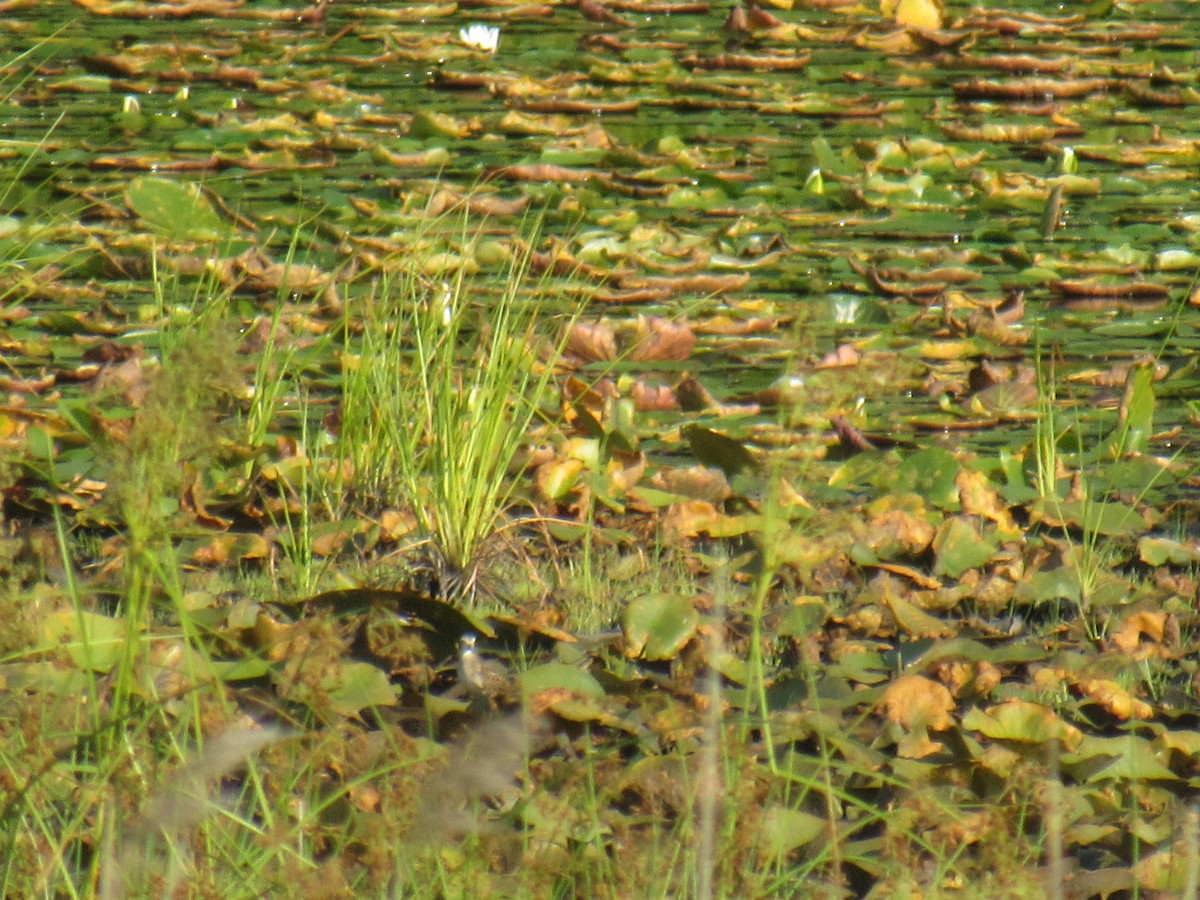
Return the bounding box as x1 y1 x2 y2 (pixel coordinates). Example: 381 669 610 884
564 320 617 362
630 381 677 411
878 674 955 731
1074 678 1154 720
955 469 1018 534
627 317 695 362
652 466 731 504
816 344 861 368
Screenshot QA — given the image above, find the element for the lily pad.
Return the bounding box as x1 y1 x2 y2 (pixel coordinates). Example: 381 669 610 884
759 805 826 859
932 517 997 578
125 176 227 242
323 661 397 718
623 593 699 660
521 662 605 699
41 610 124 673
894 448 961 512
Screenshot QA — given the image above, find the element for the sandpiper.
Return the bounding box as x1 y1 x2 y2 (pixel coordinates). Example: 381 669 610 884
457 633 515 707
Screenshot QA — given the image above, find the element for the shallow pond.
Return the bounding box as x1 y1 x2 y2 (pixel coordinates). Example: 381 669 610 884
2 1 1199 545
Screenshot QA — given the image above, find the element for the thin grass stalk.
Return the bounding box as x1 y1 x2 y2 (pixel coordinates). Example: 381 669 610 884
695 560 728 900
1043 745 1064 900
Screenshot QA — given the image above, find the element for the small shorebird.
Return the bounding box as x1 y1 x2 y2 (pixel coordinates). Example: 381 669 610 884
457 633 515 707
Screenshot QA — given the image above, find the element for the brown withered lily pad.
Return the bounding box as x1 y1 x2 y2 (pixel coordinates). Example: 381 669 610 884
681 51 812 72
952 77 1110 100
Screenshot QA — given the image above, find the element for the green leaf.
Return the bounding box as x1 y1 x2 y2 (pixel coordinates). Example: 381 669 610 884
684 425 755 476
41 610 124 672
777 600 827 638
1077 738 1178 782
1138 537 1200 567
521 662 606 699
623 593 699 660
963 700 1077 744
1104 360 1155 457
125 176 226 242
324 661 397 717
1013 567 1082 605
1049 500 1148 538
894 448 961 511
211 658 273 681
541 697 631 730
933 517 996 578
759 805 826 859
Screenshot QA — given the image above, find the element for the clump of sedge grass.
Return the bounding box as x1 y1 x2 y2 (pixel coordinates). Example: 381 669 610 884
337 221 575 600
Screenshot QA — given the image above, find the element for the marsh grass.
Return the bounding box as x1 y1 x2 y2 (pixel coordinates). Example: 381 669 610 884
1032 330 1181 634
3 205 1171 898
98 725 285 900
336 218 580 601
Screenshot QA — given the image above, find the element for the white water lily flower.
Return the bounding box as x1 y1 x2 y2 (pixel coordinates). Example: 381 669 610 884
459 24 500 54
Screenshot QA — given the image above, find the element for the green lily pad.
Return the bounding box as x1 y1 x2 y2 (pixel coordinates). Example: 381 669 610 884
894 448 961 511
323 661 397 718
541 697 633 731
1074 737 1179 782
933 517 997 578
1139 537 1200 566
1014 567 1082 605
211 658 273 681
777 599 827 638
623 593 699 660
521 662 606 699
125 176 227 242
760 805 826 859
1035 499 1148 538
684 425 755 477
41 609 125 673
963 700 1077 744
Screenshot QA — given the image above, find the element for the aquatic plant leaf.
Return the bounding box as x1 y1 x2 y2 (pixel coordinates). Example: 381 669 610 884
627 316 695 362
324 661 397 718
1138 537 1200 567
932 517 996 578
1076 737 1178 782
684 425 755 476
877 674 954 731
1135 848 1193 894
1109 610 1172 654
1074 677 1154 720
894 448 961 511
521 662 605 699
541 697 632 730
759 805 826 859
41 609 124 672
210 658 272 681
887 0 943 30
1013 567 1081 605
623 593 698 660
963 700 1082 748
1106 359 1155 457
124 176 226 241
1033 499 1148 538
883 592 953 638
